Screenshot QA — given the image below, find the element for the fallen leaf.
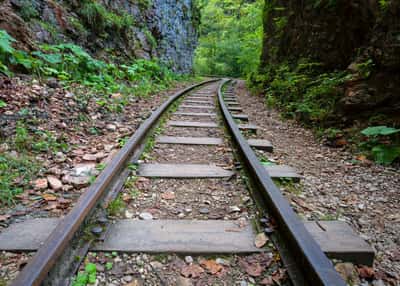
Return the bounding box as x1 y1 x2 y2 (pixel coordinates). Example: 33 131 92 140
357 266 375 279
239 259 264 277
255 233 268 248
42 194 57 201
181 264 205 278
161 191 175 200
200 259 223 274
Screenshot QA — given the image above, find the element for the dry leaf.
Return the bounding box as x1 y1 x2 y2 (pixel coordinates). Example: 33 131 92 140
181 264 205 278
357 266 375 279
254 233 268 248
42 194 57 201
200 259 223 274
239 260 264 277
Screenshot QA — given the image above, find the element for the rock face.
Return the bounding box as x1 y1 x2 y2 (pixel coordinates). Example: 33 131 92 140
259 0 400 122
0 0 199 73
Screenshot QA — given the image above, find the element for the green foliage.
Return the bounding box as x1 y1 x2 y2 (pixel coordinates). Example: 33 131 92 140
0 100 6 108
361 126 400 136
356 59 374 79
107 195 126 216
71 262 97 286
194 0 264 77
379 0 390 11
79 1 133 33
18 0 39 21
13 122 68 154
252 60 348 124
0 153 40 206
360 126 400 165
0 29 185 111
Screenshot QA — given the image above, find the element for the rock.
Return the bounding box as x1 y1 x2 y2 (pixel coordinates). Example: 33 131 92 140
73 163 97 176
96 264 105 272
83 152 106 162
55 152 67 163
62 174 90 187
139 212 153 220
229 206 241 213
122 275 133 283
335 263 360 285
47 176 62 191
83 154 98 161
215 258 230 266
34 178 48 190
199 207 209 214
184 256 193 264
254 233 268 248
46 78 60 88
125 210 134 219
176 277 193 286
106 124 117 131
372 280 385 286
239 281 247 286
150 261 163 269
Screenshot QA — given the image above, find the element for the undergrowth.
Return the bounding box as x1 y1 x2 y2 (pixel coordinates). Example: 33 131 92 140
249 60 349 125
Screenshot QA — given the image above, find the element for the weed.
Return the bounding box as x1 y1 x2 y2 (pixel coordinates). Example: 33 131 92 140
17 0 39 21
107 195 126 216
359 126 400 165
0 153 40 206
71 262 97 286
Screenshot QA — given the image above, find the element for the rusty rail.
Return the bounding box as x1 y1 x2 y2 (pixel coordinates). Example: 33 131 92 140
11 79 219 286
217 79 346 286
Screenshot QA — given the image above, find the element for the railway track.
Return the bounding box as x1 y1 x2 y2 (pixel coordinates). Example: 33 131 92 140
5 79 353 285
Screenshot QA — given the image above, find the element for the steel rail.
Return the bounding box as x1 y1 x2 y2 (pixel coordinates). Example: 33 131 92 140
12 79 219 286
217 79 346 286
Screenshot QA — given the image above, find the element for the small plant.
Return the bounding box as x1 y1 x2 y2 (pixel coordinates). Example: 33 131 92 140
107 195 126 216
360 126 400 165
71 263 97 286
0 153 40 206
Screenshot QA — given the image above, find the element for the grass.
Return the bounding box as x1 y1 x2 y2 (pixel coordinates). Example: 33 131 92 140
0 153 41 206
107 194 126 216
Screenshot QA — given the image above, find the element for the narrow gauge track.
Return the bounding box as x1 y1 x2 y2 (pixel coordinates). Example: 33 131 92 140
10 79 346 285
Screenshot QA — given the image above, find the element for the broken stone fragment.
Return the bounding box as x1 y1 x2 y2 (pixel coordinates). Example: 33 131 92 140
47 176 62 191
33 178 48 190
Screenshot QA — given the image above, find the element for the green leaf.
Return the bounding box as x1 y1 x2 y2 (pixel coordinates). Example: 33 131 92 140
105 262 113 270
85 263 97 274
0 30 16 54
371 145 400 165
361 126 400 136
0 100 6 108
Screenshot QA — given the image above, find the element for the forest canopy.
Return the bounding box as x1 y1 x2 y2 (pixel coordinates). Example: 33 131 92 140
194 0 264 77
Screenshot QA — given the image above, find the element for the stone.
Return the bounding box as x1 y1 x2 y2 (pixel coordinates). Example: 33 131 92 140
139 212 153 220
106 124 117 131
199 208 210 214
335 263 360 285
176 277 193 286
125 210 134 219
123 275 133 283
215 258 230 266
184 256 193 264
229 206 241 213
150 261 163 269
33 178 48 190
47 176 62 191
